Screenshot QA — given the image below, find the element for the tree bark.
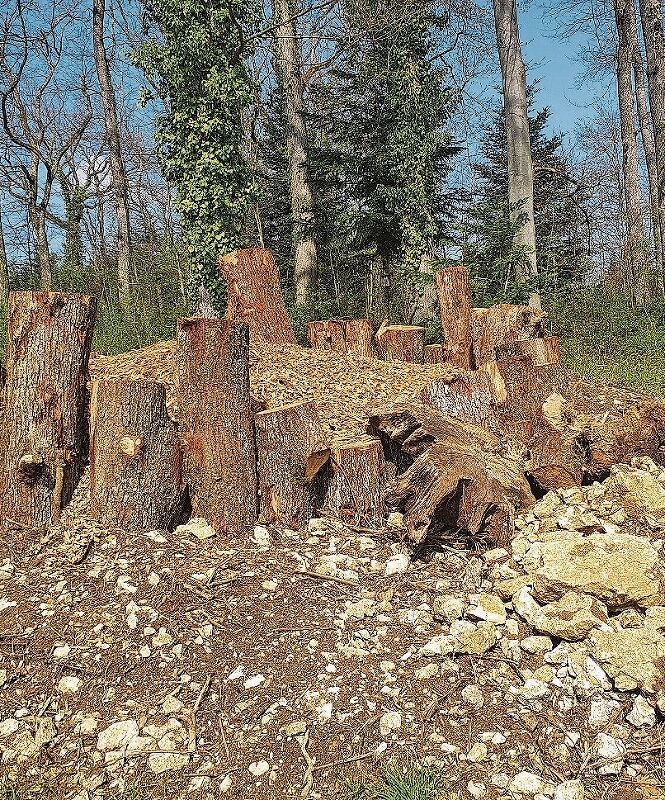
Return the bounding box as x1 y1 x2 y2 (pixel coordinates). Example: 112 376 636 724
471 303 547 368
307 319 375 357
0 201 9 306
424 344 447 364
369 405 535 547
89 379 186 530
176 318 258 535
92 0 132 309
0 292 97 527
376 325 425 363
614 0 650 305
220 248 298 344
29 206 52 290
323 438 389 526
255 400 329 527
492 0 540 308
435 266 473 369
639 0 665 288
272 0 317 306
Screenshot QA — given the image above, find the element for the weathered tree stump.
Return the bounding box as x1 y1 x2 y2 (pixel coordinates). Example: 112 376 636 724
307 319 375 358
496 335 561 366
220 248 297 344
471 303 547 368
255 401 330 527
435 266 473 369
324 438 388 525
369 405 534 546
376 325 425 363
176 318 258 535
89 379 186 530
424 344 447 364
0 291 97 527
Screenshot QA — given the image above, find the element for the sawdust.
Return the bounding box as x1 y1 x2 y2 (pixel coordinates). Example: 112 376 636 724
90 340 459 444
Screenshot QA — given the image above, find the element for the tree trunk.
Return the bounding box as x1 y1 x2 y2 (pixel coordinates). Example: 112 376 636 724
0 203 9 306
424 344 447 364
376 325 425 363
220 248 297 344
307 319 375 357
255 400 329 527
92 0 132 309
89 379 186 530
176 318 257 535
614 0 649 305
0 292 97 527
29 206 52 290
639 0 665 288
323 438 389 526
471 303 547 368
368 405 535 547
435 266 473 369
492 0 540 308
272 0 317 306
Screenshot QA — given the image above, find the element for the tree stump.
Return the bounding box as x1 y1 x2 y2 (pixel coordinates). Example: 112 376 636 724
471 303 547 368
307 319 375 358
376 325 425 363
324 438 388 526
368 405 534 546
496 335 561 366
255 401 330 527
0 291 97 527
219 248 297 344
424 344 447 364
176 318 258 535
435 266 473 369
89 379 186 530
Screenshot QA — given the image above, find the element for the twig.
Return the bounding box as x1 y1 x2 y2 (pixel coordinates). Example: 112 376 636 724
296 570 358 588
313 750 375 772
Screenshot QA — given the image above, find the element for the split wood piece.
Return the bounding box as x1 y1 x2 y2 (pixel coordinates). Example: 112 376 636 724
496 335 561 366
472 303 547 368
220 248 297 344
324 438 389 526
376 325 425 363
307 319 375 358
0 291 97 527
176 318 257 535
423 344 447 364
368 405 534 546
89 379 186 530
435 266 472 369
255 401 330 528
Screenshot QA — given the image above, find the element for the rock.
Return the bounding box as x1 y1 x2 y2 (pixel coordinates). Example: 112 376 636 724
513 587 541 626
516 678 548 700
97 720 140 751
605 462 665 514
285 720 307 736
588 696 621 728
461 684 484 709
521 636 553 654
252 526 270 547
387 512 405 528
415 664 439 680
147 752 190 774
553 780 584 800
175 517 215 541
432 595 464 621
0 719 19 738
508 771 544 795
52 644 71 661
451 620 498 655
244 674 265 689
379 711 402 736
533 592 608 641
57 676 82 694
532 533 663 609
385 554 410 576
34 718 56 748
467 742 488 763
249 760 270 777
594 732 625 775
467 781 487 799
468 593 507 625
626 695 656 727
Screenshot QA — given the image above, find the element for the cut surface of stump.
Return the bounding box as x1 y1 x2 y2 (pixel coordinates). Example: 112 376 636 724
435 265 472 369
0 291 97 527
376 325 425 363
471 303 547 368
220 248 297 344
307 319 375 358
255 401 330 527
369 404 534 546
89 379 186 530
324 438 389 526
176 318 257 535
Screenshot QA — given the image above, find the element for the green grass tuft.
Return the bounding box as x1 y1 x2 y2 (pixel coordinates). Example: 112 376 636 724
344 762 447 800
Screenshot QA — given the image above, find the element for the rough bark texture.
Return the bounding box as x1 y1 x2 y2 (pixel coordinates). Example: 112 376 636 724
492 0 540 308
176 318 257 535
92 0 132 308
255 401 330 527
472 303 547 368
89 379 186 530
424 344 447 364
369 405 534 546
220 248 297 344
324 438 388 526
0 292 97 526
376 325 425 363
435 266 472 369
272 0 317 306
0 203 10 306
307 319 375 358
495 335 561 366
